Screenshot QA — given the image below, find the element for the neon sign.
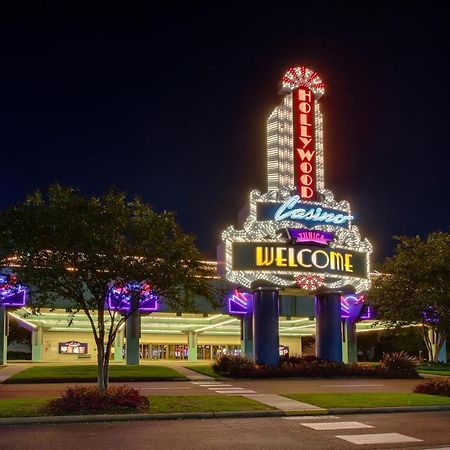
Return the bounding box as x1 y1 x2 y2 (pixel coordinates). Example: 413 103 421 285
0 273 27 307
232 242 367 278
219 66 372 292
286 229 334 246
273 196 353 226
293 87 316 200
227 290 252 315
106 281 159 312
340 295 364 319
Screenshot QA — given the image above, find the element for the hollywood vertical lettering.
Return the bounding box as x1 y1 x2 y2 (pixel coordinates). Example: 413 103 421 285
293 87 317 200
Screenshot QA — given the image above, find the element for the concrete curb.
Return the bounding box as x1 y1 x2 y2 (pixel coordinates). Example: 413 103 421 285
0 410 285 426
2 405 450 426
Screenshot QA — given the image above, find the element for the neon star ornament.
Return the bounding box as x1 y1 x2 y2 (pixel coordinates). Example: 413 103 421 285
0 273 27 307
295 274 325 291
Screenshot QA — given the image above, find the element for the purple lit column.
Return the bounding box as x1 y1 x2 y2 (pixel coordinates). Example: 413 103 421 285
315 293 343 362
252 289 279 366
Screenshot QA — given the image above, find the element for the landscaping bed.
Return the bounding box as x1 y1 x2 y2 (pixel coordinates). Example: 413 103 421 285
213 354 420 379
5 365 187 383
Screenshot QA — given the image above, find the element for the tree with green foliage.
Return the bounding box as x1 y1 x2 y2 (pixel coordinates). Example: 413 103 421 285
0 184 219 389
369 232 450 362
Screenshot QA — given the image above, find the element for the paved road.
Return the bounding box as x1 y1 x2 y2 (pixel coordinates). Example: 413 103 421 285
0 378 421 399
1 412 449 449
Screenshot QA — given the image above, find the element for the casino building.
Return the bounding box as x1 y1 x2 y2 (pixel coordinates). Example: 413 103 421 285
3 268 379 364
3 67 441 365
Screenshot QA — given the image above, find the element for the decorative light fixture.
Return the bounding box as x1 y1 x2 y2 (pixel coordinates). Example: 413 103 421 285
106 281 159 312
0 273 27 307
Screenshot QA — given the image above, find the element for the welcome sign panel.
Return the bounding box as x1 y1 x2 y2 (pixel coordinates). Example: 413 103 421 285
232 242 367 279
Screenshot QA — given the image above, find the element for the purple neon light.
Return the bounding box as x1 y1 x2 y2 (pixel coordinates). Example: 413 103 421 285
287 228 334 246
227 290 252 315
106 281 159 312
340 294 364 319
0 274 27 307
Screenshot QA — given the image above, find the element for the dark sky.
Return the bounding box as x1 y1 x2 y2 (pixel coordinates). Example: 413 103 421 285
1 3 449 264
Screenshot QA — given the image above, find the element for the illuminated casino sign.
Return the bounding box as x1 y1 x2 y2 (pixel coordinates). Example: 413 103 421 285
219 67 372 292
293 86 317 200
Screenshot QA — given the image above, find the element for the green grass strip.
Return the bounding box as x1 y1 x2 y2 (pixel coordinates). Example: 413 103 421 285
183 365 221 378
285 392 450 409
0 395 273 418
418 370 450 376
0 399 51 418
6 365 186 383
148 395 274 413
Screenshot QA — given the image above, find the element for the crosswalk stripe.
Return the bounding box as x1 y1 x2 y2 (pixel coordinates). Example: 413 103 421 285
301 421 373 430
336 433 423 445
215 390 256 394
282 416 340 420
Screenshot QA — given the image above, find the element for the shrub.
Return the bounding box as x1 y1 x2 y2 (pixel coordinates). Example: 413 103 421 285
380 351 418 374
213 355 255 377
413 378 450 396
46 385 150 415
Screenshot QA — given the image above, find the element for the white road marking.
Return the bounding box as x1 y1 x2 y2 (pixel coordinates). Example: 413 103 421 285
215 390 257 394
199 384 234 387
138 387 192 390
336 433 423 445
282 416 340 420
321 384 385 387
301 421 373 430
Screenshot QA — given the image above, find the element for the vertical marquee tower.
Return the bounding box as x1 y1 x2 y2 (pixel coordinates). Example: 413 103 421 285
219 67 372 365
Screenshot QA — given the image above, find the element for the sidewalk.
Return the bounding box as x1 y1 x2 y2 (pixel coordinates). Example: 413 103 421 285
0 363 32 383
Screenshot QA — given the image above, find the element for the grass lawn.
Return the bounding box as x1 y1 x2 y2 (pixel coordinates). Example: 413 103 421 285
184 365 221 378
0 395 273 418
285 392 450 409
5 365 187 383
0 398 51 417
418 364 450 377
148 395 274 413
419 370 450 376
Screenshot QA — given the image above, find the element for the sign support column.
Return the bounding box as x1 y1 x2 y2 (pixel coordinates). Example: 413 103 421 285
315 292 343 362
253 288 279 366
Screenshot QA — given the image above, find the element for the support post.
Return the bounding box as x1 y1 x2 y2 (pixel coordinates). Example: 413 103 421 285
0 306 7 365
126 311 140 365
32 326 43 362
114 327 124 362
252 288 279 366
240 313 253 360
342 319 357 363
188 330 198 362
315 292 343 362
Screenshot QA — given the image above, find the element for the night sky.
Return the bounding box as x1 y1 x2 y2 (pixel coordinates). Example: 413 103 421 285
1 3 449 264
